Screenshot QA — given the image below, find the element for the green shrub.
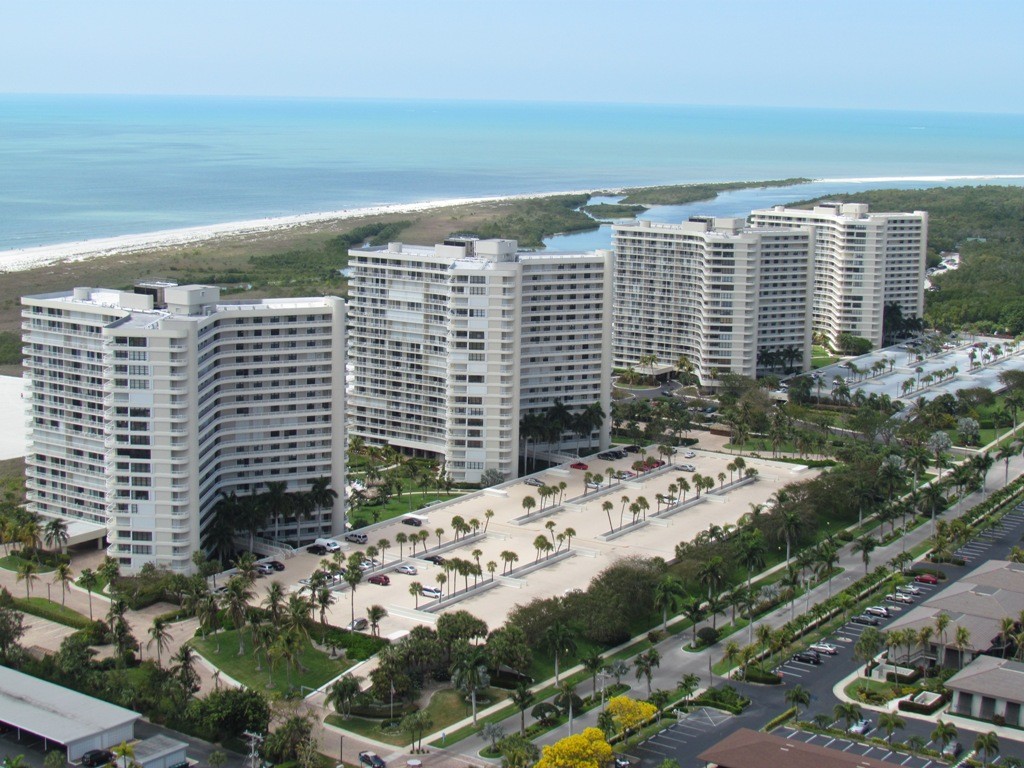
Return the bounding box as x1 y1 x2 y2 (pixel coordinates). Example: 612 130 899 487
694 684 750 715
763 706 797 731
696 626 720 646
898 691 949 715
740 667 782 685
308 625 388 660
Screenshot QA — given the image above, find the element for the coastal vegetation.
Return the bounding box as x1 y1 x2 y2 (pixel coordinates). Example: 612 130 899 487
582 203 648 219
617 177 810 205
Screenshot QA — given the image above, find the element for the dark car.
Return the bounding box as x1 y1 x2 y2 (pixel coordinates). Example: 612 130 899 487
792 650 822 665
424 554 446 565
402 517 423 526
851 614 882 626
368 574 390 586
268 560 286 571
624 445 642 453
348 618 370 632
82 751 115 767
307 544 327 555
359 752 386 768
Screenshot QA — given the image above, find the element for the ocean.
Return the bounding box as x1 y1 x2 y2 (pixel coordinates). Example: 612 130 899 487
2 94 1024 251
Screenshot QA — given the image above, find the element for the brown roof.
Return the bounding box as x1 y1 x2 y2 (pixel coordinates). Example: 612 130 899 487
697 728 908 768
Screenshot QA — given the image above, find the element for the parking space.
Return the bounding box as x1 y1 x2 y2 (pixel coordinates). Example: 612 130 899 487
774 727 948 768
625 707 735 768
952 509 1024 564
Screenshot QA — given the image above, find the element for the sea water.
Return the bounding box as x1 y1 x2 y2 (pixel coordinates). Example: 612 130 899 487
2 94 1023 251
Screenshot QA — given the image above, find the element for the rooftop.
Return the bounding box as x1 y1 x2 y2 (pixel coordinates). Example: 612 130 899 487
947 656 1024 703
697 728 907 768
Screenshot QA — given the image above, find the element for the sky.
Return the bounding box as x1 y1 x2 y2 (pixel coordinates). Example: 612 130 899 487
3 0 1023 113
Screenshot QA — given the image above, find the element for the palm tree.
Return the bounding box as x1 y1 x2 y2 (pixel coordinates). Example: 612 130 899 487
16 560 38 599
851 534 878 575
934 611 951 667
147 616 172 667
634 648 661 696
879 712 905 745
451 647 490 725
326 674 362 719
653 575 686 631
42 518 69 553
367 604 388 637
510 681 534 735
974 731 1000 767
52 562 73 606
580 653 604 696
223 576 254 656
697 555 727 601
343 560 363 625
955 625 972 668
931 720 958 755
834 701 862 731
785 684 810 719
544 620 576 683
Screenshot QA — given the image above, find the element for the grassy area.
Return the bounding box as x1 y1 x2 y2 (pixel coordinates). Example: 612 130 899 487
844 677 904 703
812 345 840 369
192 628 350 696
330 686 509 747
0 554 55 573
349 490 470 526
15 596 92 628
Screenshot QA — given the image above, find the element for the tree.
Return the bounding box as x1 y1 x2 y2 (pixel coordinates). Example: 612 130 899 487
147 616 172 667
367 604 388 637
634 649 661 697
42 518 68 553
834 701 863 731
785 684 810 718
223 576 254 656
653 575 686 631
851 534 878 575
606 696 657 734
544 620 577 683
854 626 883 674
878 712 905 745
510 681 534 735
974 731 1000 767
112 741 135 768
52 562 73 606
326 674 362 719
451 647 490 725
77 568 98 620
16 560 38 599
931 720 958 754
535 728 612 768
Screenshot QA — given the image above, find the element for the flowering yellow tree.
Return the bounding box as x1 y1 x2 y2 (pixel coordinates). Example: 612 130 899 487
607 695 657 734
535 727 612 768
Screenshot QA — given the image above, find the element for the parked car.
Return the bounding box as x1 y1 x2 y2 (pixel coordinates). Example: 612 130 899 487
597 452 618 461
864 605 891 618
368 574 390 586
914 573 939 585
423 554 446 565
896 584 922 596
613 758 632 768
679 464 696 472
615 470 635 480
682 450 696 458
851 614 882 626
524 477 544 487
82 751 115 767
941 741 963 758
645 459 665 468
306 544 327 556
848 719 873 735
624 445 642 453
569 462 589 470
809 642 838 655
585 481 602 489
402 516 423 526
421 586 443 599
347 618 369 632
885 593 913 604
395 564 418 575
359 752 386 768
792 650 822 665
268 560 286 571
256 563 274 576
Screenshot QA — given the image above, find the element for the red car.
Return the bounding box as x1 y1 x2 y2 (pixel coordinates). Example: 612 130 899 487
914 573 939 585
646 459 665 468
570 462 589 470
367 574 390 586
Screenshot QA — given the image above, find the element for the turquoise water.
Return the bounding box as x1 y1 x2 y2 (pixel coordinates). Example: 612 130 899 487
2 95 1023 250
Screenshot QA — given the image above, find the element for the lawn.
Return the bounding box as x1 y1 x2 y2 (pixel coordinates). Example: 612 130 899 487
15 596 92 628
812 345 840 369
0 554 55 574
844 677 905 704
192 627 351 695
349 490 470 526
329 686 509 746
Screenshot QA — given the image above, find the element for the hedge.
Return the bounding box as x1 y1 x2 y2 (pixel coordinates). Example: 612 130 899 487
0 589 94 629
898 691 949 715
763 707 798 731
739 667 782 685
885 668 923 685
692 685 750 715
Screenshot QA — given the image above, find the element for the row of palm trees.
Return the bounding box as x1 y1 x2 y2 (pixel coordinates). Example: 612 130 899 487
0 510 68 559
519 400 606 471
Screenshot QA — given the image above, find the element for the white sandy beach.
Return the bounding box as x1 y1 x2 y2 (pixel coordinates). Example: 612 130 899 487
0 189 601 275
3 174 1023 275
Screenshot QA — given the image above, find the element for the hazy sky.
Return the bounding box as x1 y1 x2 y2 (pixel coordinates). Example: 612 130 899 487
5 0 1022 112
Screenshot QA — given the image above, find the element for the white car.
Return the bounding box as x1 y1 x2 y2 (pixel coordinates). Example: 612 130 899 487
395 564 418 575
885 592 913 604
809 642 838 655
421 586 442 599
682 450 696 459
848 719 872 735
896 584 922 596
864 605 890 618
679 464 696 472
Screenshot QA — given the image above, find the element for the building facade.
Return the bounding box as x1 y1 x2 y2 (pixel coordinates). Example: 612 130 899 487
749 202 928 349
347 238 612 483
612 217 813 385
22 284 346 573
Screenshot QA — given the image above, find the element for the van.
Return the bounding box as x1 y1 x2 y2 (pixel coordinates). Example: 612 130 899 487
344 532 368 545
314 537 343 551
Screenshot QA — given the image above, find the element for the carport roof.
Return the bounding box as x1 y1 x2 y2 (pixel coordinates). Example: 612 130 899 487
0 666 139 744
697 728 908 768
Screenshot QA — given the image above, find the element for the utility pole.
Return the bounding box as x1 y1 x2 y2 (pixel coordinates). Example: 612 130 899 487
243 731 264 768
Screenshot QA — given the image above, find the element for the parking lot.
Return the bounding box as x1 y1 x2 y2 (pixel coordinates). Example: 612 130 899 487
951 509 1024 565
774 727 950 768
623 707 736 768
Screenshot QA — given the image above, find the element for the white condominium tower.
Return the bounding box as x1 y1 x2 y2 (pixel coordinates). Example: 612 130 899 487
22 284 346 573
749 202 928 349
347 238 612 484
613 217 813 385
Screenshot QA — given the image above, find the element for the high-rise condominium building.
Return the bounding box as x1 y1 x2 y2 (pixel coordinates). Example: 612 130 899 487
22 284 346 573
613 217 813 385
748 202 928 349
348 238 612 483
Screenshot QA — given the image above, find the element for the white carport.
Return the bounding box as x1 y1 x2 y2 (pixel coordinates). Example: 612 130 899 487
0 666 139 760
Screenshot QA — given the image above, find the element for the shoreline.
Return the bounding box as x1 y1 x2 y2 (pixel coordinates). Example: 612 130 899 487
3 173 1024 275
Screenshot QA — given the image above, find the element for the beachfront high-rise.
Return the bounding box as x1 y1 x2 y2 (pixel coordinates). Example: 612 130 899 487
22 284 346 573
749 202 928 349
612 217 814 385
347 238 612 483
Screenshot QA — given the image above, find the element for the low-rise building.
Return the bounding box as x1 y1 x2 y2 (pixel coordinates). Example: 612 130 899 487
947 655 1024 727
